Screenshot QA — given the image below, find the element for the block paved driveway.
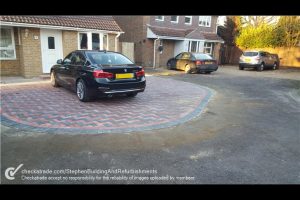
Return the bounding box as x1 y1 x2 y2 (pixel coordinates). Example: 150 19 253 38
0 76 213 134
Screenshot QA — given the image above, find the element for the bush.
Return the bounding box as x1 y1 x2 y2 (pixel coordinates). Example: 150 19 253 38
236 24 283 48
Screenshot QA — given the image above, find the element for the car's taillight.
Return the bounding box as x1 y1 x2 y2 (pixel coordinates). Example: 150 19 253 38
93 70 114 79
196 60 203 65
136 69 145 77
254 57 260 60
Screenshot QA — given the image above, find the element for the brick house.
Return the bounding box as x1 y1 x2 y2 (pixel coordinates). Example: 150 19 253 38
0 16 123 77
113 16 224 67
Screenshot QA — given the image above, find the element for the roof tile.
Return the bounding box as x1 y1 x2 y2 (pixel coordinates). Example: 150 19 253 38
0 15 122 32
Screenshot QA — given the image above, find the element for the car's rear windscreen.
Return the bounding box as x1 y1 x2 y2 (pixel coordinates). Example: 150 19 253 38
86 52 134 65
243 52 259 56
193 54 213 60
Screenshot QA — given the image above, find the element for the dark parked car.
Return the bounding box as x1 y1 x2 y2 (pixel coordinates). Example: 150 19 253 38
239 50 280 71
50 50 146 102
166 52 218 74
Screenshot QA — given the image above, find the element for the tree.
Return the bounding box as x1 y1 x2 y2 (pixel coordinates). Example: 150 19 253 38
240 16 279 28
275 16 300 47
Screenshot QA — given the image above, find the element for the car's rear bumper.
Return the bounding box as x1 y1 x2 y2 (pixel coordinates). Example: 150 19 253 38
92 78 146 96
196 64 218 72
239 63 260 68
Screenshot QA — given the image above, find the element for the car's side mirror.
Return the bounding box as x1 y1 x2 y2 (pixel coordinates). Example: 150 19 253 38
57 59 63 64
63 58 71 64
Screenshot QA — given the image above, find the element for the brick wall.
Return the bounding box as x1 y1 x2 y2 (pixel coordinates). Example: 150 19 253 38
156 39 175 67
62 31 78 57
113 16 150 65
18 28 42 77
108 33 116 51
0 27 21 76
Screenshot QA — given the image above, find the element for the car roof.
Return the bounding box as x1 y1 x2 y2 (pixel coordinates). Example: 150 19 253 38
74 50 120 54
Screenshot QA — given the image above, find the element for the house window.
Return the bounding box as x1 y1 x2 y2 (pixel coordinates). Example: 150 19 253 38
103 34 108 50
79 33 88 49
185 16 192 25
199 16 211 27
48 37 55 49
92 33 100 50
170 16 179 23
155 16 164 21
0 27 16 60
204 42 214 55
188 41 200 53
191 41 197 52
79 32 107 50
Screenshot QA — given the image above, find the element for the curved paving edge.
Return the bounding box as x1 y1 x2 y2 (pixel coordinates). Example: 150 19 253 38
1 83 215 135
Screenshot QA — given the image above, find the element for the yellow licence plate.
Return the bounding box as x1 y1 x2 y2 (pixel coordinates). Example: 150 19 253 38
205 61 213 64
245 58 251 62
115 73 134 79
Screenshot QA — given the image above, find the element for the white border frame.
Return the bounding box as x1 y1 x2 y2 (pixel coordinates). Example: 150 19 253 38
155 16 164 21
198 16 211 27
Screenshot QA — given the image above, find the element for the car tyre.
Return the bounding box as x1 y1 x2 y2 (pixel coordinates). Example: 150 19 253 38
126 92 138 97
239 65 244 70
184 65 192 74
273 62 277 70
167 61 172 70
76 79 91 102
50 71 60 87
257 63 264 71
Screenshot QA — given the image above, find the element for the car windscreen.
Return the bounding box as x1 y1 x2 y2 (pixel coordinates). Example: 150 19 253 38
193 54 213 60
86 52 134 65
243 52 259 56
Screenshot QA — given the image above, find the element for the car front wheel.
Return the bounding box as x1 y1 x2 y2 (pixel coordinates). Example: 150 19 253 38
273 63 277 70
50 71 60 87
257 63 264 71
167 61 172 70
76 79 91 102
184 65 192 74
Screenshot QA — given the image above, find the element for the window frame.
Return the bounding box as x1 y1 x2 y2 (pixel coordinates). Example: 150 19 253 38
155 16 164 21
184 16 193 25
170 16 179 23
78 32 106 51
0 27 16 60
203 42 214 56
198 16 212 27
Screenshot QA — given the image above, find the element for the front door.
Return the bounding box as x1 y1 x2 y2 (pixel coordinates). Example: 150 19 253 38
40 29 63 73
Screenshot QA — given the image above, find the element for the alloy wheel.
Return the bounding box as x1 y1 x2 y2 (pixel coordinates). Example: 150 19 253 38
77 81 84 100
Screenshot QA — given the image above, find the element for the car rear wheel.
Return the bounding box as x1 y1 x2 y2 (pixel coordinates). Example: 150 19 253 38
126 92 138 97
257 63 264 71
76 79 91 102
50 71 60 87
239 65 244 70
184 65 192 74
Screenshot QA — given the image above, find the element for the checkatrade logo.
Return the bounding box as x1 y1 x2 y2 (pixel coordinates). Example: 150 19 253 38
5 164 24 180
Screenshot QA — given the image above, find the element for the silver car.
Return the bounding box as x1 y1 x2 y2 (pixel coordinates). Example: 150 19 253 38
239 50 279 71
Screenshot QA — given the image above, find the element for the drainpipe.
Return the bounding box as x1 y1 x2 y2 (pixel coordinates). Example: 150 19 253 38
115 32 122 52
153 38 159 68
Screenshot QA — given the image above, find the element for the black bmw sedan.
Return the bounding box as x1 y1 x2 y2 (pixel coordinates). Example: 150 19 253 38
167 52 218 74
50 50 146 102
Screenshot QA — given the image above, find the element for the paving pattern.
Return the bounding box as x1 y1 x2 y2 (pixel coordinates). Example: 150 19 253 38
0 76 214 134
